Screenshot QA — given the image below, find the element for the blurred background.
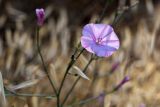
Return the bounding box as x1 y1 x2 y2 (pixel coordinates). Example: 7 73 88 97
0 0 160 107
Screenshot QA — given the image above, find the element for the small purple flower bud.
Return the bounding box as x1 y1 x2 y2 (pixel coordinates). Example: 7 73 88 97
98 92 105 106
109 62 120 74
114 76 130 91
139 103 146 107
35 8 45 26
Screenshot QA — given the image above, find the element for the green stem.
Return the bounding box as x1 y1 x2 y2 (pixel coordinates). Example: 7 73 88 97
66 90 113 107
5 92 56 99
57 48 84 107
57 59 75 107
72 96 99 106
61 55 94 106
4 86 56 99
36 27 58 95
95 0 115 23
112 2 139 27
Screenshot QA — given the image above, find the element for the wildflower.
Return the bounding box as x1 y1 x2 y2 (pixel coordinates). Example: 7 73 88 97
113 76 130 91
35 8 45 26
81 23 120 57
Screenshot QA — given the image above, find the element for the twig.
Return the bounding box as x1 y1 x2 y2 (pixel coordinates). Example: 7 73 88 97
61 54 94 106
112 2 139 26
96 1 109 23
5 87 56 99
57 47 84 107
66 90 113 107
36 27 58 95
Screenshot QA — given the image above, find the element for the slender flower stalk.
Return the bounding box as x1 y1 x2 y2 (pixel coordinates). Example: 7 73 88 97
61 54 94 106
66 91 113 107
98 92 105 107
35 8 58 95
5 91 56 99
57 58 75 107
112 1 139 26
66 76 130 107
109 62 120 74
113 76 130 91
98 62 120 78
57 48 84 107
95 0 110 23
5 93 56 99
36 27 58 95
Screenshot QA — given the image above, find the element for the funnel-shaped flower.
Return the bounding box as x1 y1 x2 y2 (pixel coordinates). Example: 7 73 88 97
35 8 45 26
81 23 120 57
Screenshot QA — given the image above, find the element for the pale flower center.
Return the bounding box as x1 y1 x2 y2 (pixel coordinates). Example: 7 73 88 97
96 38 102 45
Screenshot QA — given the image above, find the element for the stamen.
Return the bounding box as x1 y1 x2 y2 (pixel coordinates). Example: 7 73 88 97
96 38 102 44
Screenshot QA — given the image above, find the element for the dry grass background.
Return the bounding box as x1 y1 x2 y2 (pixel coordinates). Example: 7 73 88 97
0 0 160 107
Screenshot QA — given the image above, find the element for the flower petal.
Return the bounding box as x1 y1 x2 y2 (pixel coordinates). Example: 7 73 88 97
81 36 95 53
35 8 45 26
101 31 120 49
82 24 96 41
91 44 117 57
82 24 113 41
87 24 113 39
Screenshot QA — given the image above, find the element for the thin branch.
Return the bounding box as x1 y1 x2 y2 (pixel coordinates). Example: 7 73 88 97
5 87 56 99
96 0 115 23
112 2 139 26
57 47 84 107
66 90 113 107
36 27 58 95
61 54 94 106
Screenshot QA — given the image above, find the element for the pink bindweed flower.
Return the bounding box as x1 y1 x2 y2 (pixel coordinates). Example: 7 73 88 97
81 23 120 57
35 8 45 26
